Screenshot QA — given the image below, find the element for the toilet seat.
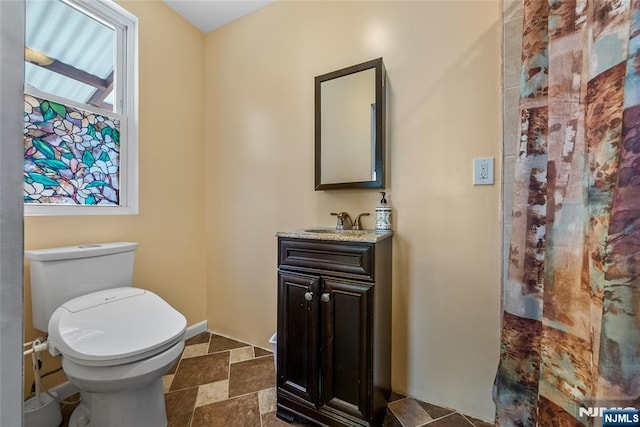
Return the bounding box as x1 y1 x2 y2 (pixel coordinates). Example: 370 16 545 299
48 287 187 367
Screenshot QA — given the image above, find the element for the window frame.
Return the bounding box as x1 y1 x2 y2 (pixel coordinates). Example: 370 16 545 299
24 0 138 216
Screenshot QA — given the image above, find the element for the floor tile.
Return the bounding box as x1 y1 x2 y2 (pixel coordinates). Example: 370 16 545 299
191 393 261 427
465 415 494 427
182 343 209 358
195 380 229 407
230 346 254 363
170 351 229 391
63 332 490 427
382 410 404 427
423 413 475 427
60 394 81 427
229 355 275 397
185 332 211 346
208 334 250 353
389 398 433 427
258 387 277 414
417 401 455 419
165 386 197 427
261 411 307 426
254 347 273 358
389 391 407 402
162 374 174 393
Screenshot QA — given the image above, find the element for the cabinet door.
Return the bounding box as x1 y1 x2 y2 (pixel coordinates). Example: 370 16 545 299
277 271 320 405
320 279 372 421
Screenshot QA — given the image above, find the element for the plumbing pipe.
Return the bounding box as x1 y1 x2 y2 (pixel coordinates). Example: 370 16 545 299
23 340 49 357
23 336 46 351
32 341 42 402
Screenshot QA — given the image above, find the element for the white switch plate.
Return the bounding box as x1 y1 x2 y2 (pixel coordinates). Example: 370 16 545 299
473 157 494 185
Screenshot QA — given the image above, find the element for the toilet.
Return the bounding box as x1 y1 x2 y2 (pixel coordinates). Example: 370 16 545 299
26 242 187 427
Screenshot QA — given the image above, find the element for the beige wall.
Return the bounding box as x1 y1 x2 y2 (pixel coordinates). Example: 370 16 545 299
20 0 503 419
23 0 207 396
205 1 502 420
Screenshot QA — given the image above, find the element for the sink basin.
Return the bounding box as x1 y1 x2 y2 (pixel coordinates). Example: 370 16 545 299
304 228 367 234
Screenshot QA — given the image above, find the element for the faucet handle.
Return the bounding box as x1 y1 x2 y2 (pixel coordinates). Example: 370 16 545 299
353 213 370 230
330 212 352 230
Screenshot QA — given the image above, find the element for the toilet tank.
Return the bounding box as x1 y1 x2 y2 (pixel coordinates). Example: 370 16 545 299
25 242 138 332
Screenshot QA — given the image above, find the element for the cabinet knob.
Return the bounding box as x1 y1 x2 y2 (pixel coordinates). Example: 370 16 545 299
321 293 330 303
304 292 313 301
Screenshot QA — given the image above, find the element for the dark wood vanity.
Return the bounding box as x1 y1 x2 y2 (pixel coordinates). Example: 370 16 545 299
275 229 392 426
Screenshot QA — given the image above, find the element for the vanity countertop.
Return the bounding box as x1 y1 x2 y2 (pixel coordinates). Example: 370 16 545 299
276 228 393 243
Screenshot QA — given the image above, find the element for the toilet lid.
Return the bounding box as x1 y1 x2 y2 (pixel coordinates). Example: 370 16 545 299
48 287 187 366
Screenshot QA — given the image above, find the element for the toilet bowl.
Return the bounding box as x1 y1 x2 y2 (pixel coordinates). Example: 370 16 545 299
48 287 186 427
26 243 187 427
49 287 186 427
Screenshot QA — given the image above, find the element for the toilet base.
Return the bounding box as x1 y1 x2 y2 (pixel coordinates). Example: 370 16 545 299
69 378 167 427
68 398 89 427
61 340 184 427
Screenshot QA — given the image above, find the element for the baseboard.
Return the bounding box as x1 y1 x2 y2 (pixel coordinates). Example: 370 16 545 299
185 320 208 340
205 328 274 353
48 381 79 402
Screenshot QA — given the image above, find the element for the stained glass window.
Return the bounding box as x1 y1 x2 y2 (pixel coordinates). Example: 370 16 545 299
24 94 120 205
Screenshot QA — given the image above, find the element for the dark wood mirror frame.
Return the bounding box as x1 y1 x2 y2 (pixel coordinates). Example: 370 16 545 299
314 58 386 190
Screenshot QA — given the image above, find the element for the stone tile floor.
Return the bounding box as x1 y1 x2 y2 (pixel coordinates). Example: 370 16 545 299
62 332 494 427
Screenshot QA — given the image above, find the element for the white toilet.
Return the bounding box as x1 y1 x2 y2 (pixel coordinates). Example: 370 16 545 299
26 242 187 427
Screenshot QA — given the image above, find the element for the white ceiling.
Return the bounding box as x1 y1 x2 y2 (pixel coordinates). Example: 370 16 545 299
162 0 272 33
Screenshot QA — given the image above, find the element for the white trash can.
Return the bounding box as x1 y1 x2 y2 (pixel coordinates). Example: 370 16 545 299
24 393 62 427
269 333 277 370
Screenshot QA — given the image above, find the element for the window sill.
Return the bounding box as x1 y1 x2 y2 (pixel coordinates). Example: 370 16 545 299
24 205 138 216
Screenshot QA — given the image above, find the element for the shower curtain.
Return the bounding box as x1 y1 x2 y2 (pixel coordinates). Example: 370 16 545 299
494 0 640 425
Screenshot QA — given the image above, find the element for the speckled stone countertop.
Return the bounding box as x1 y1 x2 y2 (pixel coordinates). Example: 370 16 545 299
276 228 393 243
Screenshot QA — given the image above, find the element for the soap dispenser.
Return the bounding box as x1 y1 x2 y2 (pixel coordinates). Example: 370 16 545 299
375 192 392 231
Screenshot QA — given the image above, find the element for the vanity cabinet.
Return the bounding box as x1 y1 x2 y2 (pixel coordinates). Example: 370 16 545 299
276 233 392 427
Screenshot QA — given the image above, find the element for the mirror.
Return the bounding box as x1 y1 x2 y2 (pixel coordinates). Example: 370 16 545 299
315 58 386 190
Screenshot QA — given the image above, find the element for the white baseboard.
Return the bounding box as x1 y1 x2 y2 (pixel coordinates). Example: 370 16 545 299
48 381 79 402
205 328 274 353
46 320 209 402
185 320 207 340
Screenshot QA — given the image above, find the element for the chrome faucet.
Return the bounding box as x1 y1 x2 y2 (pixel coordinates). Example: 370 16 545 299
330 212 352 230
353 213 370 230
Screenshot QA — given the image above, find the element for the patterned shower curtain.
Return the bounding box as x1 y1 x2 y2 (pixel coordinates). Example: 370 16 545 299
494 0 640 425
